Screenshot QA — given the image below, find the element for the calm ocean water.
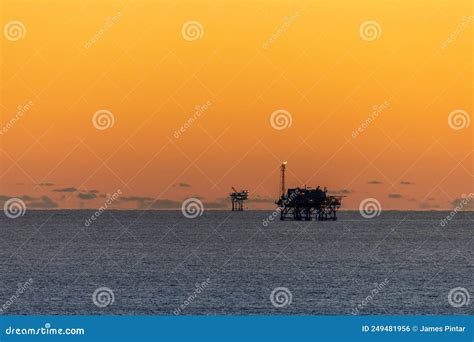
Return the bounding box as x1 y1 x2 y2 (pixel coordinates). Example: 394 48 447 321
0 210 472 315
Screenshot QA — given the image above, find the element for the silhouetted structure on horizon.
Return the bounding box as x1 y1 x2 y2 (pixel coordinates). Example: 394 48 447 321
230 187 248 211
276 162 344 221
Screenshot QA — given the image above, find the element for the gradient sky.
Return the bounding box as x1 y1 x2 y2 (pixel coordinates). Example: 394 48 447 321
1 0 472 210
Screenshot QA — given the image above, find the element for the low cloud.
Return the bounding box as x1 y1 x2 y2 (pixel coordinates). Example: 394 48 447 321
0 195 32 202
149 198 227 210
400 181 413 185
204 198 228 209
78 193 97 200
247 196 274 204
117 196 153 209
0 195 58 209
420 201 440 209
120 196 154 202
117 195 223 210
150 199 182 209
388 193 402 199
28 196 59 209
367 180 383 185
176 183 191 188
450 196 474 210
0 195 14 202
331 189 352 195
37 182 55 187
53 187 77 193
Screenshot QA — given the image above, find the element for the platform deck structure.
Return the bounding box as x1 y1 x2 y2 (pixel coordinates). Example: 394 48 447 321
276 187 342 221
275 162 344 221
230 188 248 211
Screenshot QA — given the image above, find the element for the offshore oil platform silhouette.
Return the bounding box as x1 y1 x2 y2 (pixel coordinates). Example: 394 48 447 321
275 162 343 221
229 187 248 211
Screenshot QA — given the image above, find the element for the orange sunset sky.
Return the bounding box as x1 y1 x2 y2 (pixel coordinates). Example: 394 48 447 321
1 0 472 210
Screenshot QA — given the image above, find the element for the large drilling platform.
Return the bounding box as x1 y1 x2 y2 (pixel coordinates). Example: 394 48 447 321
275 162 343 221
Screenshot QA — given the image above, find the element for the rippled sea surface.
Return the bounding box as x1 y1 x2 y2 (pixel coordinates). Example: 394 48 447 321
0 210 472 315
